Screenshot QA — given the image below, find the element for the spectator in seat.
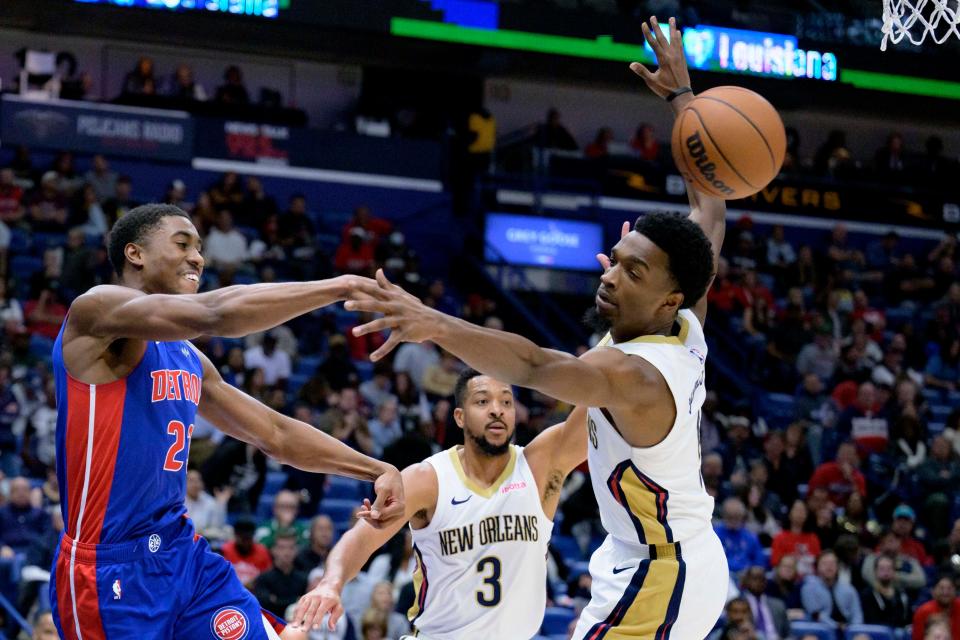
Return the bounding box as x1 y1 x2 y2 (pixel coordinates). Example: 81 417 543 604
771 499 821 577
923 618 952 640
322 388 374 456
29 172 68 232
359 363 395 409
0 278 25 335
393 371 430 434
24 285 67 341
707 598 754 640
835 381 890 456
84 154 117 202
334 226 376 275
801 549 863 629
365 581 410 639
166 63 207 101
741 566 790 640
342 205 392 245
715 497 766 575
807 441 867 507
102 175 138 224
889 504 933 566
0 168 26 226
238 176 277 231
875 132 906 178
421 349 462 399
184 469 229 543
863 529 927 595
215 65 250 104
256 489 307 548
21 379 58 478
358 608 388 640
584 127 614 159
925 337 960 393
222 518 272 587
0 477 50 557
630 123 659 162
32 610 59 640
253 530 308 618
73 184 109 238
393 341 439 391
243 333 291 388
122 56 156 96
318 333 359 391
918 436 960 540
765 224 796 277
204 209 249 271
796 322 839 383
208 172 245 211
368 397 402 457
295 514 334 573
766 554 804 610
536 108 578 151
861 552 912 629
912 576 960 640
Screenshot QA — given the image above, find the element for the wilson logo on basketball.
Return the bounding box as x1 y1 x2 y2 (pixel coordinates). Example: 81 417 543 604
685 131 735 196
211 607 248 640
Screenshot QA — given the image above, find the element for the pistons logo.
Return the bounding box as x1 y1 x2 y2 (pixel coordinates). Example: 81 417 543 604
211 607 248 640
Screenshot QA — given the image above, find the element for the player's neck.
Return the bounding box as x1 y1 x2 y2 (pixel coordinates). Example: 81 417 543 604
460 446 510 488
613 316 677 343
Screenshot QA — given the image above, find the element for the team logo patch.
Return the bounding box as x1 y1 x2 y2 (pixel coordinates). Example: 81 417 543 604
211 607 249 640
148 534 162 553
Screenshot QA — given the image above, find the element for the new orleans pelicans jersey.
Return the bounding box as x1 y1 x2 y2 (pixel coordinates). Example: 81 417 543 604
407 445 552 640
586 308 713 545
574 309 728 640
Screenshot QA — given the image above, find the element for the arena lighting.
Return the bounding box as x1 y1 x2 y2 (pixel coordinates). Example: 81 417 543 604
390 18 960 100
73 0 286 18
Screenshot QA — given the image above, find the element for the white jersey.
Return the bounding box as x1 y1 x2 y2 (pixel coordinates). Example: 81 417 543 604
407 445 552 640
587 309 714 546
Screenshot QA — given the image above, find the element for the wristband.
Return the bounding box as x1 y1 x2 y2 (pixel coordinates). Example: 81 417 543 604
666 86 693 102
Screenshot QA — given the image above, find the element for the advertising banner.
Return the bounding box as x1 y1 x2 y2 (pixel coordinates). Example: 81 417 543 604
485 212 604 270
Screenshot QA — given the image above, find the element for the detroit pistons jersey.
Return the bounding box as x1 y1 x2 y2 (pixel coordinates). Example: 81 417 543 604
587 309 713 546
408 445 552 640
52 323 202 544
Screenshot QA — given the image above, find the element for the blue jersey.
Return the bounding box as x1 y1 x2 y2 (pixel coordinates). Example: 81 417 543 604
53 322 203 544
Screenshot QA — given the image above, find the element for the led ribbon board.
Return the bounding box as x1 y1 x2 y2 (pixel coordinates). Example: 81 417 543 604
73 0 288 18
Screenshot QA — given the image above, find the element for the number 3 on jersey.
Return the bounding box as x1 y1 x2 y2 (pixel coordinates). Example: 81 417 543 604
163 420 194 472
476 557 502 607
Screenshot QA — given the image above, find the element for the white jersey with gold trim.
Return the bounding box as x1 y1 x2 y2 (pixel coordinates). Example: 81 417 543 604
572 308 727 640
586 308 713 546
407 445 552 640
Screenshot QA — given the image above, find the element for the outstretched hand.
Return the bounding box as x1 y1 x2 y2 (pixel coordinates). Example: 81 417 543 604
344 269 443 361
291 580 344 632
629 17 691 99
357 465 405 528
596 220 631 270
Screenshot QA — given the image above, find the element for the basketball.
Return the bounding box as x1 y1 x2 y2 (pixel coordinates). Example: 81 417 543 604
671 86 786 200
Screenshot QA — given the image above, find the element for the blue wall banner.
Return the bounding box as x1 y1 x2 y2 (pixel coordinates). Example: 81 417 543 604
485 212 604 271
0 96 194 162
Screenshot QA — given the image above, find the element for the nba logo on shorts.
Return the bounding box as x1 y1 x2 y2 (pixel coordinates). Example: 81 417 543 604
211 607 248 640
148 534 162 553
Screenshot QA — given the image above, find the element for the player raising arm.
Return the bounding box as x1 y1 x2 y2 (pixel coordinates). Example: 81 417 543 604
292 369 587 640
51 204 402 640
343 17 732 639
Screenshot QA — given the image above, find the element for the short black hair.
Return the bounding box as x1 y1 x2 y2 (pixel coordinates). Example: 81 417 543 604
107 203 190 277
633 212 714 309
454 368 484 408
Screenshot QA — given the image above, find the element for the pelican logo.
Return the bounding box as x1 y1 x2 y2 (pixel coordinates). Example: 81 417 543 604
686 132 734 196
12 109 70 140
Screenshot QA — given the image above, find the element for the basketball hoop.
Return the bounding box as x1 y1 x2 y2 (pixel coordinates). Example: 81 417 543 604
881 0 960 49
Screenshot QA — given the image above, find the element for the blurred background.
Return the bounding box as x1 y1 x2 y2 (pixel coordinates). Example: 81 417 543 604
0 1 958 639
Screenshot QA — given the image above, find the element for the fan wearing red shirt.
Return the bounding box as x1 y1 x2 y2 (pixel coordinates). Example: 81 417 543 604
0 168 25 224
23 286 67 340
222 519 273 587
334 227 375 275
341 205 392 244
912 576 960 640
771 500 821 576
807 442 867 507
891 504 933 566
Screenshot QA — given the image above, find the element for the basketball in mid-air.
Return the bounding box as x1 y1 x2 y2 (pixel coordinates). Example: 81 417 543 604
671 86 786 200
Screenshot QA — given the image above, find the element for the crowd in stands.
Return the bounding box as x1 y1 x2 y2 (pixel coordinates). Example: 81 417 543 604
0 138 957 640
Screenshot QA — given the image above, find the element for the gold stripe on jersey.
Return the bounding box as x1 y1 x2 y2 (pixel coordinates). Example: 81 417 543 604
616 465 671 546
407 545 428 623
448 445 517 499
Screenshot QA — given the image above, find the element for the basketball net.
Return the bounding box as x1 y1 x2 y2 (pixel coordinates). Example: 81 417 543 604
881 0 960 49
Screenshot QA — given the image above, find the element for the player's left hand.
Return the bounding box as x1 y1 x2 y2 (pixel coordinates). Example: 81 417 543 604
596 221 632 270
344 269 443 361
629 17 691 99
291 580 344 632
357 464 405 528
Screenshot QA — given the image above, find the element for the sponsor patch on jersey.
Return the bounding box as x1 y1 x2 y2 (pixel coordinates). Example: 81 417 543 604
148 534 162 553
211 607 249 640
500 481 527 495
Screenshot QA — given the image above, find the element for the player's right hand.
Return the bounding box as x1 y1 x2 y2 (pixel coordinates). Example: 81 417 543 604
292 580 344 632
629 17 691 99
